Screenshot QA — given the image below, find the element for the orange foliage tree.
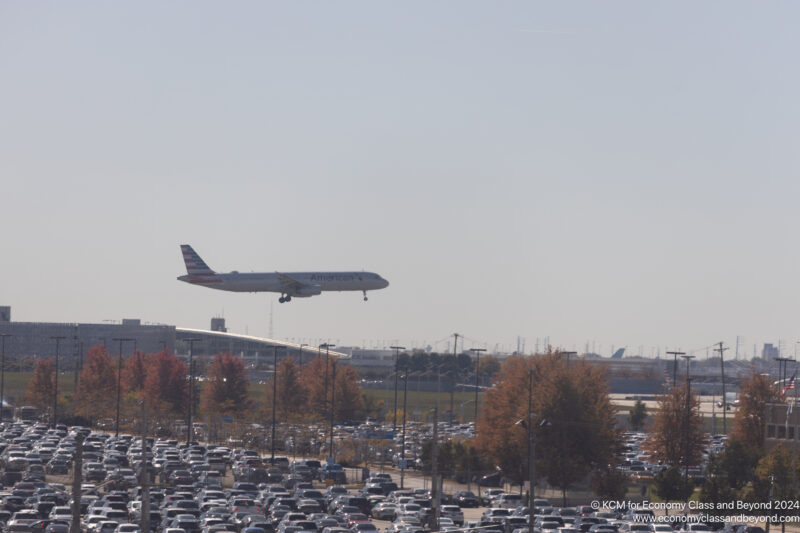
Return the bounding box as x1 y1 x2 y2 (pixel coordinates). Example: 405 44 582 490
74 346 117 421
298 357 364 422
730 371 781 451
275 357 306 420
122 350 150 394
26 358 55 411
331 362 365 423
644 381 706 467
201 351 252 416
144 349 188 416
300 356 329 419
476 352 620 502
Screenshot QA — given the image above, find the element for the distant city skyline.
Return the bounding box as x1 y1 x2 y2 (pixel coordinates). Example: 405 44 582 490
3 2 800 357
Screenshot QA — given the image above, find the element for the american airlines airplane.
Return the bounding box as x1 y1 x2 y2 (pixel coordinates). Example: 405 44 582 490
177 244 389 303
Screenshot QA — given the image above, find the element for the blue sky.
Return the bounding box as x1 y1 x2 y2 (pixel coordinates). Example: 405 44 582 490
3 2 800 358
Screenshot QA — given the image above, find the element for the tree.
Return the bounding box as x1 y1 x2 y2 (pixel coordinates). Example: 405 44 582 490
74 346 117 421
299 356 329 420
144 349 188 415
653 466 692 515
477 356 501 380
475 352 621 504
753 444 798 531
699 452 736 526
332 362 365 423
26 358 55 411
201 351 252 416
275 357 305 420
731 371 781 451
629 398 647 431
591 466 629 501
644 381 706 467
717 438 760 490
122 350 149 394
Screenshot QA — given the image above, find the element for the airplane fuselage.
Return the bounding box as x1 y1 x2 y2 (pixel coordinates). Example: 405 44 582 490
177 271 388 294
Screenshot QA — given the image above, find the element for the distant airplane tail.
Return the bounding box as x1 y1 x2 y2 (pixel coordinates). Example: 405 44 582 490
180 244 216 275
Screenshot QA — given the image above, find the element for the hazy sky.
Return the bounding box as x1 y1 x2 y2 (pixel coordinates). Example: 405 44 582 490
3 2 800 358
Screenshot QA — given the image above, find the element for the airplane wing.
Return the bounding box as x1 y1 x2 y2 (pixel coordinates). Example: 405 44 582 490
276 272 310 292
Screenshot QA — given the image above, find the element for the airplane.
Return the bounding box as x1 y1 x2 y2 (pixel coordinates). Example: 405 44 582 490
177 244 389 303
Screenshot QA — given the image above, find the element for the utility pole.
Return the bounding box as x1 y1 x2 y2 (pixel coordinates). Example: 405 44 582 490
112 337 132 438
69 433 83 533
470 348 486 422
667 351 685 388
51 336 66 428
329 360 337 462
0 334 9 421
714 342 728 434
681 354 695 516
450 333 459 425
271 345 278 463
390 346 405 433
400 364 408 489
183 338 202 444
140 400 150 533
320 343 335 422
527 370 535 533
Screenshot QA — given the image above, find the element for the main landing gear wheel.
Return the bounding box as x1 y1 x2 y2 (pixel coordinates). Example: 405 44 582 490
279 295 292 303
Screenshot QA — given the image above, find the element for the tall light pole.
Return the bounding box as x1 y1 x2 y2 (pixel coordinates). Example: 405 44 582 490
51 336 66 428
320 343 335 420
714 342 728 434
0 334 9 421
667 351 685 388
400 363 409 489
470 348 486 422
329 359 337 462
390 346 406 433
298 344 308 365
184 338 202 444
271 346 279 463
112 338 133 438
681 354 695 512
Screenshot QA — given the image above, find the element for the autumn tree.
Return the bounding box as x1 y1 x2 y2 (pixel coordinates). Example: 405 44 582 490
122 350 150 394
26 358 55 411
201 351 252 416
731 371 781 451
275 357 305 420
644 381 706 467
476 352 621 504
300 356 329 420
74 346 117 421
332 362 364 423
144 349 188 416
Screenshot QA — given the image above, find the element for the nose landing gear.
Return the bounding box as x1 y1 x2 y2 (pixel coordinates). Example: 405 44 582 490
363 290 368 301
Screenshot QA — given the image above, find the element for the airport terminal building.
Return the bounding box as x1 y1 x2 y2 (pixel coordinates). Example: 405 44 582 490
0 306 339 372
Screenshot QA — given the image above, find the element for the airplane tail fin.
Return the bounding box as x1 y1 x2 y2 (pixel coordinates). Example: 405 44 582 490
180 244 216 275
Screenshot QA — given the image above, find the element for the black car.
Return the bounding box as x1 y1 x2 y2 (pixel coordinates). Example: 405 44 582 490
453 491 479 508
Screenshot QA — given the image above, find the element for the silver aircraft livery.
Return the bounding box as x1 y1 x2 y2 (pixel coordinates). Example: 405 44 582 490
177 244 389 303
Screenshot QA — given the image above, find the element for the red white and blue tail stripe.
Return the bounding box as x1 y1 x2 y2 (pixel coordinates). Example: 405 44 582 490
180 244 222 284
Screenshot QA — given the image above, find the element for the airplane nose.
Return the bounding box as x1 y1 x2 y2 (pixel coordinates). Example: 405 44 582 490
381 278 390 288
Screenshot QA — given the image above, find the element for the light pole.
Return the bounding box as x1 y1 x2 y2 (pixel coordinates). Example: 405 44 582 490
329 359 337 462
681 354 695 514
0 334 9 421
112 337 133 437
271 346 279 463
184 338 202 444
51 336 66 428
400 364 408 489
320 343 335 420
470 348 486 422
390 346 406 433
667 351 685 388
298 344 308 365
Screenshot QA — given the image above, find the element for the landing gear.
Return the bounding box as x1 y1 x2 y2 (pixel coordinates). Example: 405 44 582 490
363 290 368 301
279 295 292 303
